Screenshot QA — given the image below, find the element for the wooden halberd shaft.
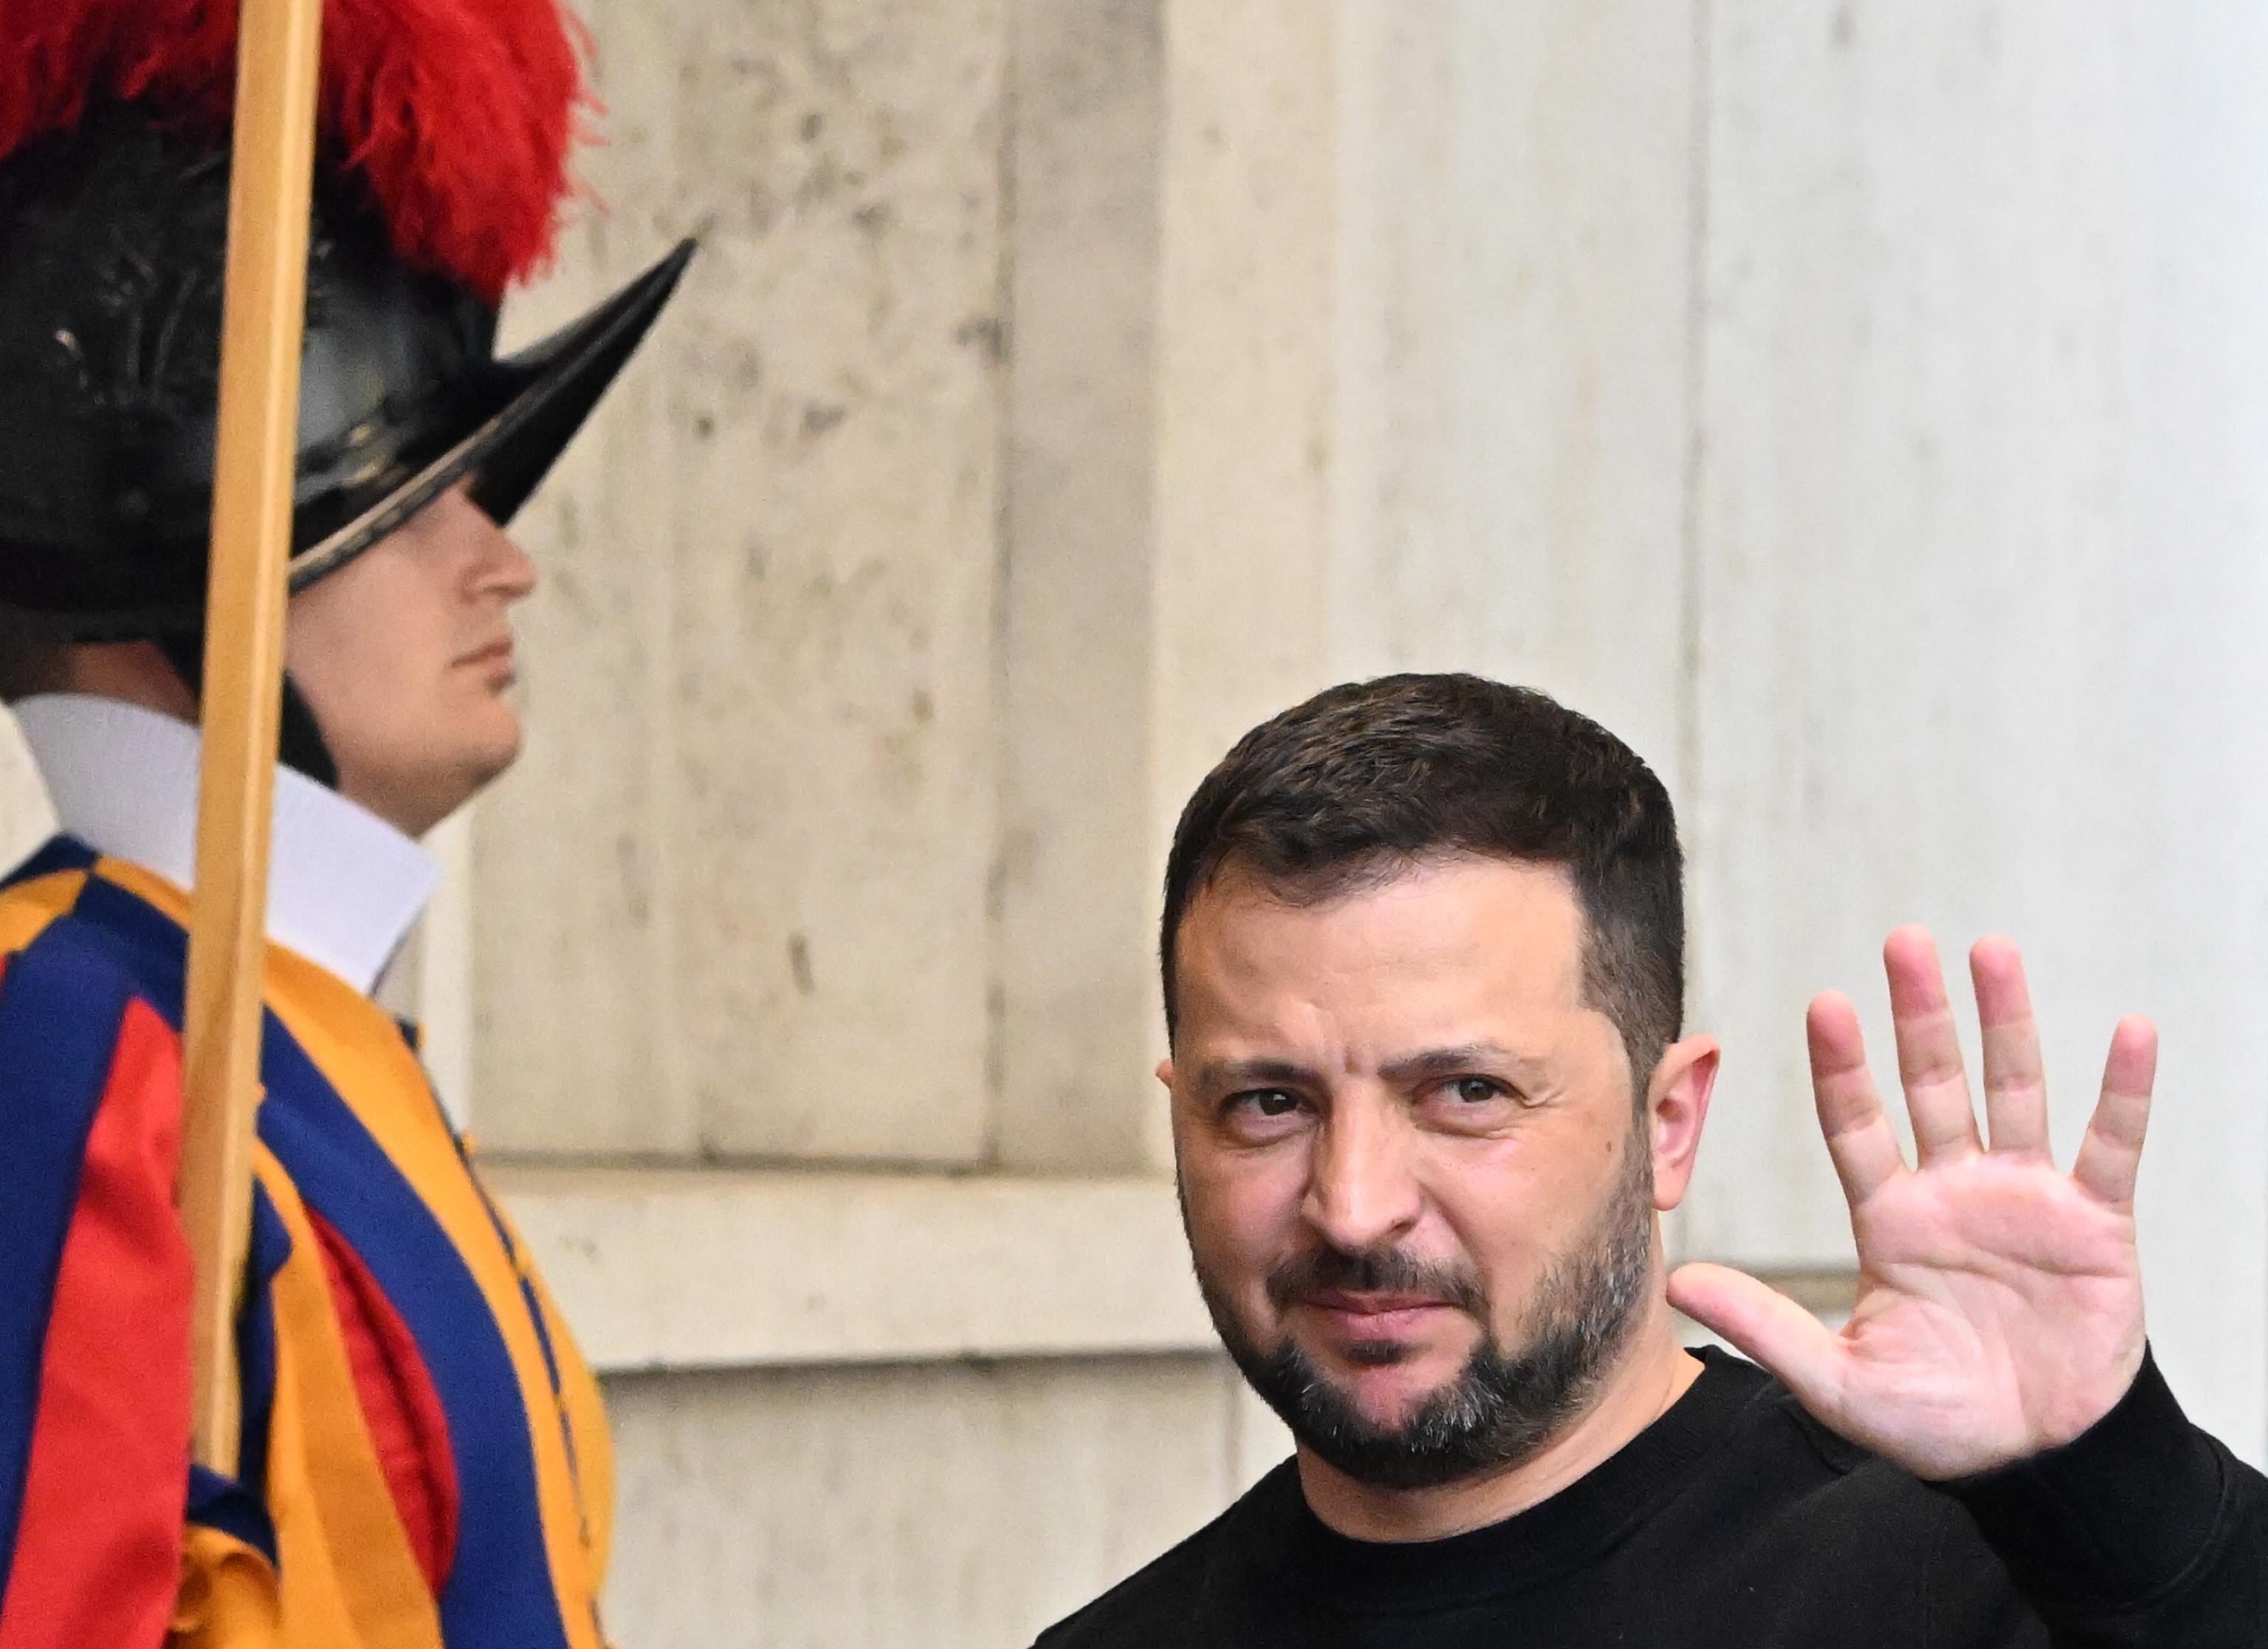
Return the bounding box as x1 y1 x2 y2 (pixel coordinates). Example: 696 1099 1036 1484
177 0 326 1475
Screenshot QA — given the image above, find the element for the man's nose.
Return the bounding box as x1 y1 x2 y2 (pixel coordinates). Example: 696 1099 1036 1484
472 515 539 603
487 531 538 602
1301 1099 1423 1255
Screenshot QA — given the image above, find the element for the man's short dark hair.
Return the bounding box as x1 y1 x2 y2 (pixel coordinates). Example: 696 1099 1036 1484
1159 673 1685 1094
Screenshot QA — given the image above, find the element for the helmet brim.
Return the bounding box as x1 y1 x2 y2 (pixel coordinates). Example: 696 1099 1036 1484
284 237 698 592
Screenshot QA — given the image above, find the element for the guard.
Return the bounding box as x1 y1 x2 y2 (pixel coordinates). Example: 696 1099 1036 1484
0 1 691 1644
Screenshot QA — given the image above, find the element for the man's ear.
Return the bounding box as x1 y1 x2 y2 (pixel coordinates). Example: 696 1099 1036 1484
1155 1057 1175 1090
1646 1035 1719 1211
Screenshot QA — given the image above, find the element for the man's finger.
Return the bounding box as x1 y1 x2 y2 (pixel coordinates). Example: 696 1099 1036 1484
2072 1015 2157 1209
1970 936 2050 1159
1884 927 1983 1163
1808 993 1906 1205
1668 1263 1846 1420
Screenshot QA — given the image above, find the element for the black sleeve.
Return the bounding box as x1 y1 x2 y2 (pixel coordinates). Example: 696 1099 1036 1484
1943 1349 2266 1646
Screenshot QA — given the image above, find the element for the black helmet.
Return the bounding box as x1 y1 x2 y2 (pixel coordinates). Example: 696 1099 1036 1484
0 1 693 639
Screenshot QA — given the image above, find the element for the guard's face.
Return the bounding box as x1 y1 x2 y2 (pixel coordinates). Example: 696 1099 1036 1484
1166 854 1682 1485
284 485 537 836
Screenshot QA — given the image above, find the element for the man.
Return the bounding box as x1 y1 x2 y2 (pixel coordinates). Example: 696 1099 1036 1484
1039 673 2264 1646
0 2 690 1645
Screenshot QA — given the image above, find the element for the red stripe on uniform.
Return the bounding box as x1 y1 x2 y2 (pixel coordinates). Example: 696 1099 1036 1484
0 999 191 1649
312 1210 460 1595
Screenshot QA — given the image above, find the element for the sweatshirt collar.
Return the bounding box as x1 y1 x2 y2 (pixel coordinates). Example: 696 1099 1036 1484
1254 1350 1772 1612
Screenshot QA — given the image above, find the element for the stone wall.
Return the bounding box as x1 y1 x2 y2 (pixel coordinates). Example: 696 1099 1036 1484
4 2 2267 1643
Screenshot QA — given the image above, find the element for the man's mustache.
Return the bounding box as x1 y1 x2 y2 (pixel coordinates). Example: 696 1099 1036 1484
1265 1244 1490 1317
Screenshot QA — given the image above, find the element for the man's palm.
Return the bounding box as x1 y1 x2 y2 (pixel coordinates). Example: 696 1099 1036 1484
1669 930 2156 1480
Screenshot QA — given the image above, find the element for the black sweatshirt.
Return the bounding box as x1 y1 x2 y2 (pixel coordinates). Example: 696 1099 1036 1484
1034 1348 2265 1647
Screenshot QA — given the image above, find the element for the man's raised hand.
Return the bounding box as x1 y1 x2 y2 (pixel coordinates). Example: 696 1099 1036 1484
1668 928 2157 1480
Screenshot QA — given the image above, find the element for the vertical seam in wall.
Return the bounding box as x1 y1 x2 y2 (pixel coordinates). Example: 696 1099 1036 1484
982 7 1023 1169
1324 0 1358 675
1136 0 1178 1175
1136 0 1170 1152
1676 0 1715 816
1327 0 1362 671
653 311 693 1157
1669 0 1715 1265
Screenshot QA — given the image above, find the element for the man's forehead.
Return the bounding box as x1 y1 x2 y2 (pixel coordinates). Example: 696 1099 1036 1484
1187 851 1584 953
1175 853 1591 1026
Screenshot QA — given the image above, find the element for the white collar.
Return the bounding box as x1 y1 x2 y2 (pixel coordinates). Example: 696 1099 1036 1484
13 693 437 995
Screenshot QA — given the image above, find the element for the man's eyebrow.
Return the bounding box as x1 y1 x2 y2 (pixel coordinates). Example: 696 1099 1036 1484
1378 1043 1533 1085
1194 1056 1316 1091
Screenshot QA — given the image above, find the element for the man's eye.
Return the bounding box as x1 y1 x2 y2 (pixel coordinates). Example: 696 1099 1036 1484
1231 1089 1302 1119
1450 1077 1508 1105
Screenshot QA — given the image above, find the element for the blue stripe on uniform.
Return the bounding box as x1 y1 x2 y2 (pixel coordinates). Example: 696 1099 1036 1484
236 1183 292 1504
0 919 140 1588
1 834 98 891
188 1465 279 1567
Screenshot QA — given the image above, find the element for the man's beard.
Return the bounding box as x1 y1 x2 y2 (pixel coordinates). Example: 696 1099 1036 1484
1189 1127 1656 1492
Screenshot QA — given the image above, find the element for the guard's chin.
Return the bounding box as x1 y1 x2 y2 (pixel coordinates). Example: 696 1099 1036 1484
465 743 520 798
425 723 523 826
465 707 525 783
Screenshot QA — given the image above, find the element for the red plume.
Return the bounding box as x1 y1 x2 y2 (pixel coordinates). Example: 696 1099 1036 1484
0 0 591 303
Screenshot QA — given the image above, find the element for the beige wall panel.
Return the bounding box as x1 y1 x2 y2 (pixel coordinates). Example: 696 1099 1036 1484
1328 0 1457 686
475 315 693 1154
1152 0 1338 801
1332 0 1699 798
996 0 1169 1170
1688 3 2268 1458
604 1356 1237 1648
0 713 52 873
480 0 1008 1164
471 0 718 1157
669 0 1008 1164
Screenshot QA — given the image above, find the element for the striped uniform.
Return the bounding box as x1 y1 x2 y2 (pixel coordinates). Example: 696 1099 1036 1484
0 838 612 1648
